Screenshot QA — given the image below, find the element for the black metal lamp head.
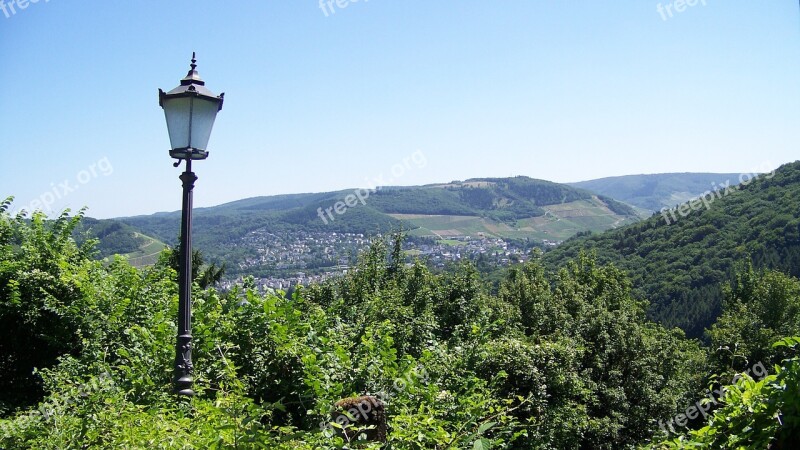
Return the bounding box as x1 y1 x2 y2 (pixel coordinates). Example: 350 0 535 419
159 53 224 161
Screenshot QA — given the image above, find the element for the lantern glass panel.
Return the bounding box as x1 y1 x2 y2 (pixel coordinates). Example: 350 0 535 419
188 96 220 151
162 96 192 150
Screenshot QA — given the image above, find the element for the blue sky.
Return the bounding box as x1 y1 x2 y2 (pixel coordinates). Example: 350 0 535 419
1 1 798 218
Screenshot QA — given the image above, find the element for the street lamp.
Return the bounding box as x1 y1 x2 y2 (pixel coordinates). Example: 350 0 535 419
159 53 224 396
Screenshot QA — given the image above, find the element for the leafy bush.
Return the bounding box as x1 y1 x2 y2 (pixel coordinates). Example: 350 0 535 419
645 337 800 449
0 202 715 449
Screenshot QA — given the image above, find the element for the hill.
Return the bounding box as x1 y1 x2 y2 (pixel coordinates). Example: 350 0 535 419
118 176 640 276
1 200 711 448
569 173 744 212
5 179 799 449
545 161 799 338
76 218 167 267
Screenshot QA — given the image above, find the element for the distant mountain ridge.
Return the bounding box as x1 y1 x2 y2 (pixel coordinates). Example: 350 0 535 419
90 166 800 341
569 173 744 212
116 176 641 274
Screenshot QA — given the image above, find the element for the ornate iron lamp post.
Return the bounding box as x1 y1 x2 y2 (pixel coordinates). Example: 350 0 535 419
159 53 224 396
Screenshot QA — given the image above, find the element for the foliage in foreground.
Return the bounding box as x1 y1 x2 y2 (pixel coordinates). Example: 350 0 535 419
0 197 773 449
641 264 800 448
646 337 800 449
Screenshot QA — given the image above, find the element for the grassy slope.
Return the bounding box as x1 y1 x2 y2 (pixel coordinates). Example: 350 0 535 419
397 197 638 241
77 218 167 267
124 232 167 267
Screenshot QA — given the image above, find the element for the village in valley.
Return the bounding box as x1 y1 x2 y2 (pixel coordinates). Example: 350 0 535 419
218 228 553 292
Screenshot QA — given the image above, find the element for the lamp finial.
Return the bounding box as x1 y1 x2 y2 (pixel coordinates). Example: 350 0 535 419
180 52 204 86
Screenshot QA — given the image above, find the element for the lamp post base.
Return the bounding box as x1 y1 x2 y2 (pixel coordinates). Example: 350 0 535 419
175 387 195 397
174 333 194 396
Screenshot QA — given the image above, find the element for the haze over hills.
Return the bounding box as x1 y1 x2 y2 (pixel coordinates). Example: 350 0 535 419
546 161 800 339
568 173 746 212
96 172 765 280
78 165 800 338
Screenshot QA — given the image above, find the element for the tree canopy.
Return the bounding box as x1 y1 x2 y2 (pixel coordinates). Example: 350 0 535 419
2 199 799 448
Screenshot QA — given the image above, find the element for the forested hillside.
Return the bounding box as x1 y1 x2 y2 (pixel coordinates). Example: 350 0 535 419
2 198 800 448
545 161 800 339
73 218 166 266
118 176 638 276
122 176 635 238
